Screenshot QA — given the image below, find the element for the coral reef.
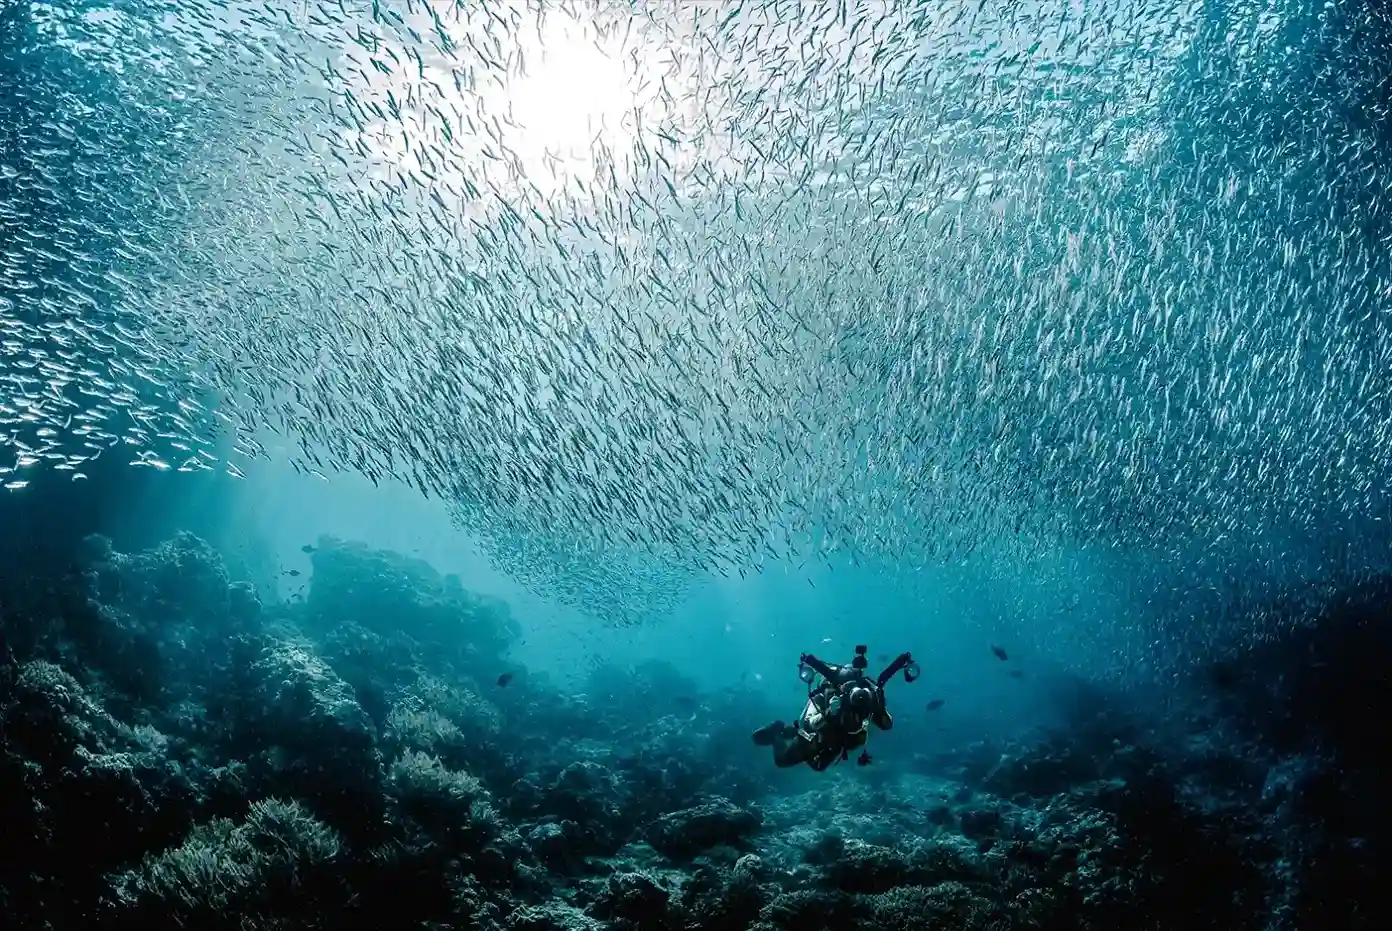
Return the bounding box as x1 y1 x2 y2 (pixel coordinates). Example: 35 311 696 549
0 532 1387 930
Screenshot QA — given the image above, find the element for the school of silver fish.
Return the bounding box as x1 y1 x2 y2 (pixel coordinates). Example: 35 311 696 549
2 1 1389 622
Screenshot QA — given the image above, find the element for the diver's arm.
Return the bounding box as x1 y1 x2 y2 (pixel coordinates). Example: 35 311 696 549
870 690 893 730
800 653 838 681
876 651 913 688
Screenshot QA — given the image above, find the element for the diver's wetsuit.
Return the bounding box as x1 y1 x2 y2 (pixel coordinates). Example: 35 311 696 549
756 650 911 771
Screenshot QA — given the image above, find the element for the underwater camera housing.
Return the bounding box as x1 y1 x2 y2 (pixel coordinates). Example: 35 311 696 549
852 644 869 670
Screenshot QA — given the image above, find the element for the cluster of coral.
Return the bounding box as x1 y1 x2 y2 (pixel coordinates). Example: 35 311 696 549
0 532 1384 930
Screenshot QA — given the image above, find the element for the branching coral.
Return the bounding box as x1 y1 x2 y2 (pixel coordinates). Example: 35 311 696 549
110 799 345 929
387 750 499 844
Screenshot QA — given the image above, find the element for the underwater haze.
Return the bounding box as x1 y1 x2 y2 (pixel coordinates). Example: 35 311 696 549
2 1 1392 929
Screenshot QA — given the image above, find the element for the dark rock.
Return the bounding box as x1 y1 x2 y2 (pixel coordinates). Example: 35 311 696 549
586 871 670 924
675 860 771 931
958 807 1003 840
925 804 954 827
239 639 385 837
525 820 588 872
646 797 761 860
981 738 1101 799
301 538 518 676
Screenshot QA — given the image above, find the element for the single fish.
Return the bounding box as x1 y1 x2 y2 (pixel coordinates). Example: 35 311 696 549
925 699 945 711
990 645 1009 661
496 672 514 687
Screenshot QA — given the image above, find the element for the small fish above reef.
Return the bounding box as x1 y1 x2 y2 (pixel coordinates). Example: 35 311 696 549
496 673 514 687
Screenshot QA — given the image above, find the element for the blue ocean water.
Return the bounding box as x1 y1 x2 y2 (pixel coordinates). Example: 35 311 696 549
2 2 1391 929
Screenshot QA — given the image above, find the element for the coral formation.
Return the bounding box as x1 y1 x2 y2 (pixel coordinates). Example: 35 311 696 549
1 532 1387 930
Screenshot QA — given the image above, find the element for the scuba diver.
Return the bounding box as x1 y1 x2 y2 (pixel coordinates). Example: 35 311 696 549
752 645 918 771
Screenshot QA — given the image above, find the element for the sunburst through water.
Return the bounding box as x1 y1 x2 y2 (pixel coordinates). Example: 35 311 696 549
3 0 1390 640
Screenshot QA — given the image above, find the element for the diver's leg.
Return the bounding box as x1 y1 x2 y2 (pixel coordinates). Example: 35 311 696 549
768 695 826 766
772 733 815 768
752 720 791 747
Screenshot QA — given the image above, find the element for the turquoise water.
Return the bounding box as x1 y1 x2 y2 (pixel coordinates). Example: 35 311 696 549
3 0 1390 712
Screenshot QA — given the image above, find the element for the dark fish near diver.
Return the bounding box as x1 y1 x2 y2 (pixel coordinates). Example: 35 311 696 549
925 699 945 711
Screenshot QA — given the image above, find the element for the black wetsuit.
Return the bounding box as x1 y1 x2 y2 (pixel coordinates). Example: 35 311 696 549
757 651 911 770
